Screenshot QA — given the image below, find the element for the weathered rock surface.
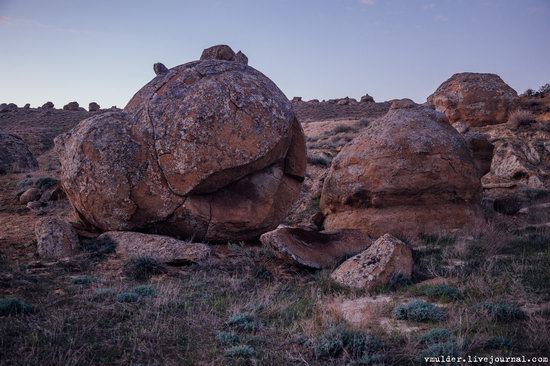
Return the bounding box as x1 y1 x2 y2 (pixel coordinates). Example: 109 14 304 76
19 188 42 204
463 131 494 176
56 45 305 242
427 73 518 127
41 101 54 109
98 231 211 264
330 234 413 290
63 101 80 111
481 123 550 190
35 217 80 259
321 105 483 237
0 132 38 174
260 227 373 269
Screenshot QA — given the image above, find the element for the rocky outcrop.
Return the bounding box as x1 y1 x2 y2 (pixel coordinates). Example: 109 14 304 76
35 217 80 259
88 102 100 112
153 62 169 75
330 234 413 290
99 231 211 264
0 103 17 113
41 101 54 109
260 227 373 269
63 102 80 111
481 123 550 191
56 45 305 242
360 94 374 103
0 132 38 174
321 105 483 237
427 72 518 127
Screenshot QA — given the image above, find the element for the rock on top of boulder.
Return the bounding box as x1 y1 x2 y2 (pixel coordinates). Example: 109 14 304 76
427 72 518 127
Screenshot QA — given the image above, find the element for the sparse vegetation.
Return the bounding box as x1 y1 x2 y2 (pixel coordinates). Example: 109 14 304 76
508 109 535 129
224 344 256 358
477 301 526 322
418 328 452 344
123 256 167 280
216 331 240 345
34 176 58 190
116 292 139 303
393 300 447 322
422 284 463 302
312 324 383 361
307 154 332 167
0 298 34 316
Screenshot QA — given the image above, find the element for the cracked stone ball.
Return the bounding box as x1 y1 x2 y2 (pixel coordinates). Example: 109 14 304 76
55 45 306 242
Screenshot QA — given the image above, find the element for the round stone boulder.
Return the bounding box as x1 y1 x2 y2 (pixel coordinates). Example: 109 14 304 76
56 45 306 242
320 104 483 237
0 132 38 174
427 72 518 127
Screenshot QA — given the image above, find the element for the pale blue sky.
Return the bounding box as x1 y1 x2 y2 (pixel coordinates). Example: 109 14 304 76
1 0 549 108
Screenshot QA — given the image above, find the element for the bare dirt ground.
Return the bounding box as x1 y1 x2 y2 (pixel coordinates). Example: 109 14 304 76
0 101 549 365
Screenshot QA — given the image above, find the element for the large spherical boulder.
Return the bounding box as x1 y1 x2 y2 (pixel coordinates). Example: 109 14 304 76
320 103 482 237
0 132 38 174
56 45 306 242
427 73 518 127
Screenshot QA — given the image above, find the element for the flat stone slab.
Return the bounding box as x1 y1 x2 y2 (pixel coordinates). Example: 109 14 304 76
260 227 373 269
99 231 211 265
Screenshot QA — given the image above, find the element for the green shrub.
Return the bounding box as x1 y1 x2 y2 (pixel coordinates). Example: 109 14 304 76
393 300 446 322
351 354 385 365
0 298 34 316
34 177 58 190
225 313 257 332
131 284 156 297
477 301 526 322
420 234 456 246
313 327 345 358
418 328 452 344
484 336 512 350
123 257 166 280
116 292 139 303
417 341 462 362
216 331 240 345
331 125 358 134
224 345 256 358
93 288 116 300
423 284 463 302
307 155 332 167
313 325 382 359
72 275 95 285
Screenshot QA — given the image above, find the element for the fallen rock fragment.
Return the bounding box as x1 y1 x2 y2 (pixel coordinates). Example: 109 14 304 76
260 227 373 269
99 231 211 265
19 188 42 204
35 217 80 259
330 234 413 291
